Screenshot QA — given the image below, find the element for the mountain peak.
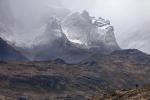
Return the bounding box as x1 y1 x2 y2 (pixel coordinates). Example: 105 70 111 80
0 0 120 63
62 11 120 53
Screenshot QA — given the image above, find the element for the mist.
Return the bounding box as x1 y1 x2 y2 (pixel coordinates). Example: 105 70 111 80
63 0 150 53
7 0 66 46
3 0 150 53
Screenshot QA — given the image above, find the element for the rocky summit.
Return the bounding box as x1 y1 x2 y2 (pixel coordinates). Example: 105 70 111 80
62 11 120 53
19 11 120 63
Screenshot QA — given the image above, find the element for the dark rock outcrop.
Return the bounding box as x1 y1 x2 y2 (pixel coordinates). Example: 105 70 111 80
0 37 28 61
8 75 66 91
62 11 120 54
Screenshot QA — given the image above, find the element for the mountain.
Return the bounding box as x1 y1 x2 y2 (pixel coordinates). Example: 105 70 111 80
0 0 120 63
22 17 90 63
0 49 149 99
0 37 28 61
62 11 120 53
79 49 150 90
18 11 120 63
83 49 150 65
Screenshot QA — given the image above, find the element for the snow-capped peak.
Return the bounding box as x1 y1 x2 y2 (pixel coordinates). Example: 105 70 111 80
61 11 120 52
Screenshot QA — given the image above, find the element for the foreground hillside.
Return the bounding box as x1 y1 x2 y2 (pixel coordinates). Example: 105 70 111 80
91 86 150 100
0 49 150 100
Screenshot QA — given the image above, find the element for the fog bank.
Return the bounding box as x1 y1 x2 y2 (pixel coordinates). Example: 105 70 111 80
2 0 150 53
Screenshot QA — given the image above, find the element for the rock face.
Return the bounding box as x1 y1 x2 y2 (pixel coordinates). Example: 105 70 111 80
62 11 120 53
23 11 120 63
0 0 120 64
30 18 90 63
0 1 120 63
0 37 28 61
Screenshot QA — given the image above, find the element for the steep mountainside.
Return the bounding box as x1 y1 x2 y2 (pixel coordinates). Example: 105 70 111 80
0 1 120 63
62 11 120 53
19 11 120 63
0 37 28 61
22 18 90 63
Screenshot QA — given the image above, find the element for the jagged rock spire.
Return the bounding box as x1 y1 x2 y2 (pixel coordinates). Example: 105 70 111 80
62 10 120 53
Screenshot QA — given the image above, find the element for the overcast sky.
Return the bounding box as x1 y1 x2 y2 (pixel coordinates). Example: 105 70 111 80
62 0 150 37
8 0 150 53
62 0 150 53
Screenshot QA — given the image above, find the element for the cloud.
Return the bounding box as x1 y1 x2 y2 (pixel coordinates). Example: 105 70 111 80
6 0 150 53
63 0 150 53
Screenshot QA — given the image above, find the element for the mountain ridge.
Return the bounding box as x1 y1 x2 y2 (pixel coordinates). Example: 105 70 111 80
0 0 121 63
0 37 28 61
0 49 150 99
